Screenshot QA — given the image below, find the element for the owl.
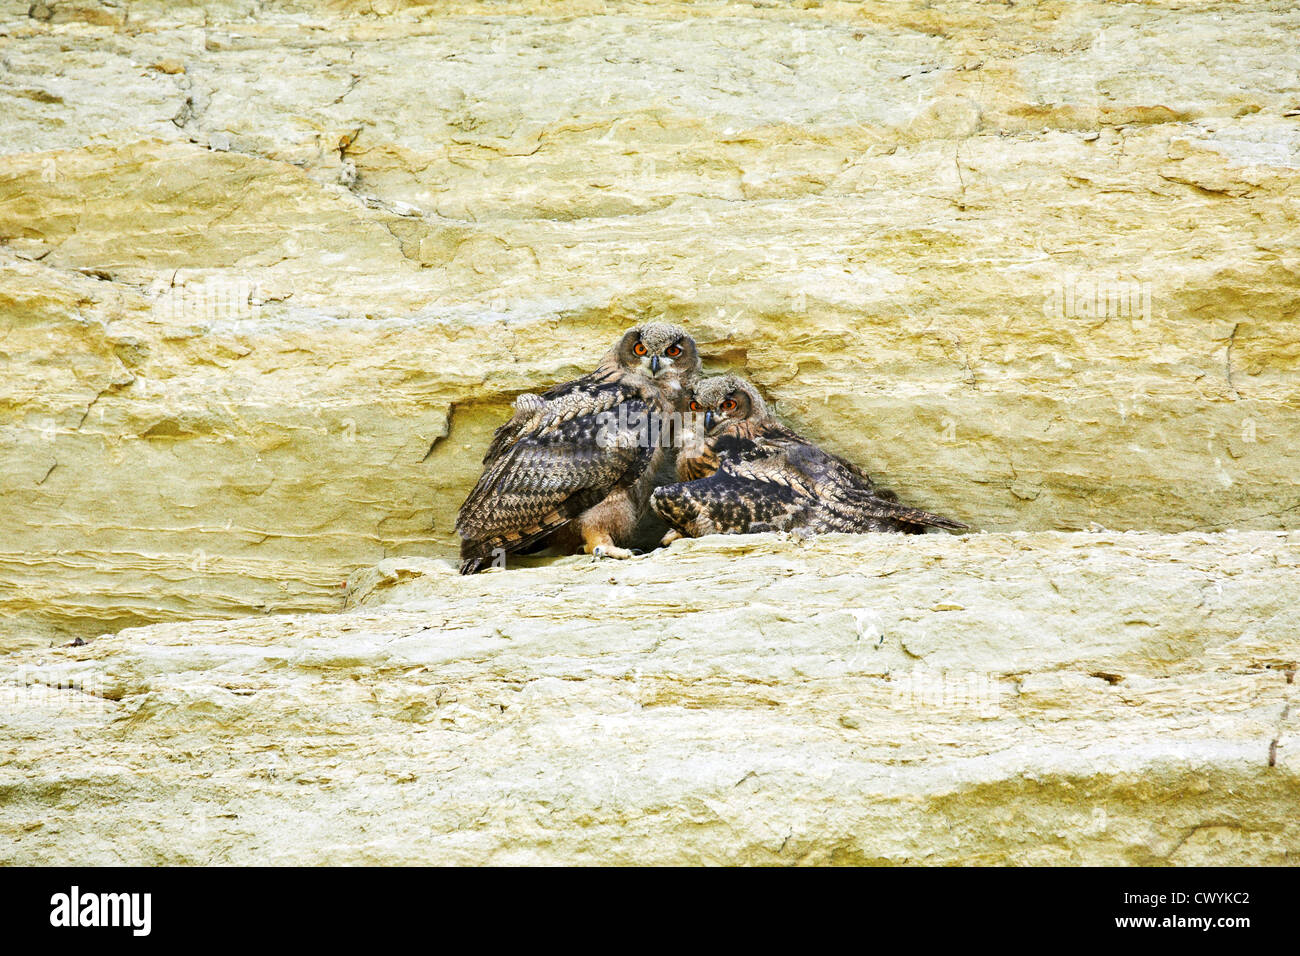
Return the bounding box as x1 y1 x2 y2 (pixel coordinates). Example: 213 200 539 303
456 322 702 573
651 375 965 543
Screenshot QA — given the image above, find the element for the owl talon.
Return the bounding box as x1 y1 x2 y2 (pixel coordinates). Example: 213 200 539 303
658 529 684 547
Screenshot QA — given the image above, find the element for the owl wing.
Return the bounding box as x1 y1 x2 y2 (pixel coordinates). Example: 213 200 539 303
456 374 655 572
650 453 804 538
732 426 966 533
478 367 621 465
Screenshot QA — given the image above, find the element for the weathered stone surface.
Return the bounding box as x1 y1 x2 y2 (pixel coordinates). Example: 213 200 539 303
2 1 1298 647
2 532 1296 865
1 1 1298 864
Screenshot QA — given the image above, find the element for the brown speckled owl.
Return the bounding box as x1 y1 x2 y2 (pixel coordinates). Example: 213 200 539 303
456 323 701 573
651 375 965 543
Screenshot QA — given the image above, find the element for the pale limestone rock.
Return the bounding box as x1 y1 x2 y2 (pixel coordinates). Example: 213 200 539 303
1 533 1296 865
2 2 1299 646
0 0 1298 863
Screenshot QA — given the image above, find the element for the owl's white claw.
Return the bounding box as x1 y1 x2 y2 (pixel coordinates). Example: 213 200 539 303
592 544 635 560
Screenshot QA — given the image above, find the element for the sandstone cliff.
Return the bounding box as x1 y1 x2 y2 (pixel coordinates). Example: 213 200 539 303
1 0 1298 864
3 0 1298 647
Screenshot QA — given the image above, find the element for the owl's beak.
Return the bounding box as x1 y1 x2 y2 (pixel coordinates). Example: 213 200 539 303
650 355 661 374
703 411 716 429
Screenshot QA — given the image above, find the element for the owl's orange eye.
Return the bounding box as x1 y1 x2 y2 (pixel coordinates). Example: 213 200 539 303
722 399 737 412
665 344 682 358
689 400 701 412
633 342 647 356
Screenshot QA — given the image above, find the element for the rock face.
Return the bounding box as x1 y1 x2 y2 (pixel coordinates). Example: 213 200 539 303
1 2 1298 864
2 0 1299 648
2 532 1297 865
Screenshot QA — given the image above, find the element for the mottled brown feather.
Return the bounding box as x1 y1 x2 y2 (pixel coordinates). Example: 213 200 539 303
654 377 965 539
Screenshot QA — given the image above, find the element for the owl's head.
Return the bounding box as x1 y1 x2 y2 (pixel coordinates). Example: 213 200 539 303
614 322 701 395
686 374 768 434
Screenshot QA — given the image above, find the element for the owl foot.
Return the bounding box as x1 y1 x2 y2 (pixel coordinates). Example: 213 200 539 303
659 529 684 547
763 525 816 544
591 544 635 560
